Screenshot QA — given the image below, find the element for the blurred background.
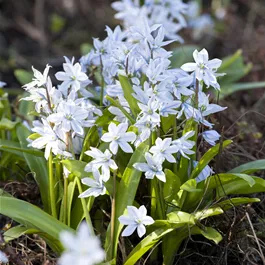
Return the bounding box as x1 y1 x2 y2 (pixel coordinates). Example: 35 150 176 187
0 0 265 86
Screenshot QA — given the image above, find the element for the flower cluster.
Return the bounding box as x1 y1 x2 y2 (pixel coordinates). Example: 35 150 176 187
112 0 189 42
23 0 225 246
23 59 102 160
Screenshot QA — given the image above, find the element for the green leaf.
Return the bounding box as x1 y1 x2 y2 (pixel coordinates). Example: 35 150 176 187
124 227 176 265
118 74 140 117
27 132 41 141
96 109 115 128
219 82 265 99
200 173 265 198
170 45 199 68
219 50 242 71
0 188 12 197
61 159 90 180
219 50 252 85
167 211 195 225
14 69 33 85
105 142 149 260
163 224 222 265
79 126 99 161
3 225 63 253
161 115 175 134
16 124 49 212
70 195 94 230
193 226 222 244
18 93 35 121
0 139 24 157
229 159 265 174
203 173 256 189
180 179 202 192
67 178 77 226
0 196 73 253
215 197 260 211
125 212 195 265
163 169 181 204
0 144 44 157
162 229 186 265
190 140 233 180
216 176 265 197
182 172 254 211
0 118 18 130
50 13 66 33
4 225 39 242
105 95 135 124
229 173 255 187
194 207 224 221
80 43 93 55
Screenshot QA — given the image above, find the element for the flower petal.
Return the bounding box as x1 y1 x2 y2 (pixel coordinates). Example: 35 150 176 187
137 224 146 238
121 225 137 237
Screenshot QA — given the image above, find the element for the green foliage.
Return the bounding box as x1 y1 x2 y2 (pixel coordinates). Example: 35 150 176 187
171 45 200 68
16 124 49 211
50 14 66 33
118 74 140 118
217 50 265 98
190 140 233 179
80 43 93 55
229 159 265 174
0 196 73 253
105 142 149 260
14 69 33 85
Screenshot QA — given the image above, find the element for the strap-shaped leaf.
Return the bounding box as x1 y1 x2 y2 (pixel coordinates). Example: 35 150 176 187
16 124 49 212
0 196 73 253
118 74 140 117
229 159 265 174
105 142 148 260
214 197 260 211
190 140 232 180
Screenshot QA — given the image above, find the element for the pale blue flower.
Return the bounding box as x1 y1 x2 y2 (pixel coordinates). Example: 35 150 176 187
119 205 154 237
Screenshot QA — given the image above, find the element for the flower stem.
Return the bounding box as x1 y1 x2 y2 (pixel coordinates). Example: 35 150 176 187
173 116 177 173
76 177 94 234
110 167 117 258
63 176 68 225
150 131 157 218
100 55 105 106
48 152 57 219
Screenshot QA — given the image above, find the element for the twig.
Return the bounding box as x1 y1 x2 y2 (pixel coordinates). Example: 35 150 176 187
0 234 25 265
245 211 265 265
14 16 47 47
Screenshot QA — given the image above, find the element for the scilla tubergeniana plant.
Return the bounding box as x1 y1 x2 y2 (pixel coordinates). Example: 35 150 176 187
1 1 265 265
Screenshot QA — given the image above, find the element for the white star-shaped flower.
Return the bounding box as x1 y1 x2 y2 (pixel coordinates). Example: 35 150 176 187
172 131 195 159
118 205 154 238
48 101 90 136
78 169 106 198
59 222 105 265
84 148 118 181
23 64 51 90
149 137 179 163
133 152 166 182
55 62 89 93
101 122 136 154
181 48 223 89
